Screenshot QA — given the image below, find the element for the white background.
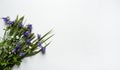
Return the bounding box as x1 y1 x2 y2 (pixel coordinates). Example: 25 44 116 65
0 0 120 70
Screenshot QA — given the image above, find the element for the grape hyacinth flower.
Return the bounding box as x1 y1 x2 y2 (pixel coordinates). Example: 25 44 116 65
2 17 10 25
9 21 14 25
23 31 30 37
20 52 25 57
27 24 32 32
26 39 31 44
2 17 14 25
14 44 20 51
12 44 20 54
41 47 46 54
37 34 41 39
37 42 41 47
18 23 23 28
27 24 32 29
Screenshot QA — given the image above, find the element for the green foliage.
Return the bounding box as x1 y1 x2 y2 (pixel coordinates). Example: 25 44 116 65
0 16 53 70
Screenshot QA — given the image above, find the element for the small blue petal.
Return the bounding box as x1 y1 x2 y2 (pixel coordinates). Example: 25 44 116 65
2 17 9 24
37 34 41 39
23 31 30 37
2 17 14 25
20 52 24 57
27 24 32 29
18 23 23 28
27 24 32 33
12 43 20 53
41 47 46 54
9 21 14 25
37 42 41 47
15 44 20 49
26 39 31 44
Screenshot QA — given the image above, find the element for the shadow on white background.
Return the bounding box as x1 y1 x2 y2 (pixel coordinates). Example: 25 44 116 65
0 0 120 70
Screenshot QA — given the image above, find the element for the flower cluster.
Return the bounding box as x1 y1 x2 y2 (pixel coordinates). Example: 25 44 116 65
0 16 53 70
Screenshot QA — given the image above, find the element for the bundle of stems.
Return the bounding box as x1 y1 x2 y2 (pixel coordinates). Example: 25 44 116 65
0 16 53 70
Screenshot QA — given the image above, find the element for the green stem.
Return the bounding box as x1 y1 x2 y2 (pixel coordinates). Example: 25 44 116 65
3 29 7 41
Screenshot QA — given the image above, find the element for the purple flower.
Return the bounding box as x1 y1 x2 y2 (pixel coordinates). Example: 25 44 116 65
20 52 25 57
37 42 41 47
14 44 20 50
2 17 9 24
27 24 32 32
23 31 30 37
9 21 14 25
27 24 32 29
18 23 23 28
26 39 31 44
37 34 41 39
2 17 14 25
41 47 46 54
12 44 20 53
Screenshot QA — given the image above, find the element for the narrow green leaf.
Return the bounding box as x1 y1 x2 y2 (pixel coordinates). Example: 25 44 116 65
40 29 53 41
44 41 52 48
41 34 54 44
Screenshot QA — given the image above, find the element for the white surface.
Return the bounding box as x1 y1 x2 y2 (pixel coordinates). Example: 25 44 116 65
0 0 120 70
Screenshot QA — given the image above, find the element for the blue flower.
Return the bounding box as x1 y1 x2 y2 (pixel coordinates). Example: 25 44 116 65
12 43 20 54
41 47 46 54
2 17 9 24
14 44 20 51
9 21 14 25
18 23 23 28
27 24 32 29
37 34 41 39
37 42 41 47
20 52 25 57
2 17 14 25
23 31 30 37
27 24 32 32
26 39 31 44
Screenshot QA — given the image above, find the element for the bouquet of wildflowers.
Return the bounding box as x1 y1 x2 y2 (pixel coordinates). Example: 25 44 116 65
0 16 53 70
